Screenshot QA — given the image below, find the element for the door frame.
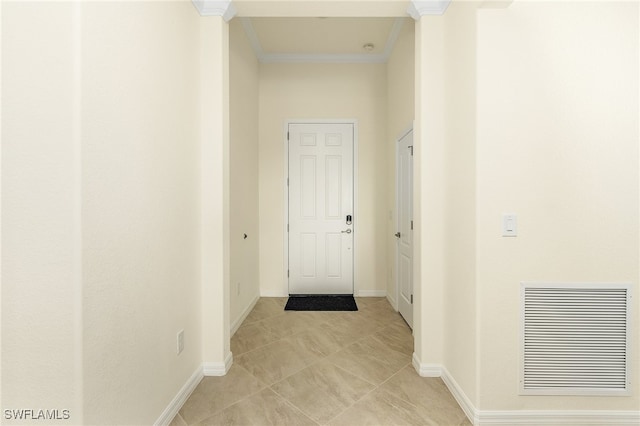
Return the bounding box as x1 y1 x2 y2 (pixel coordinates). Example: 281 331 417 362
395 123 414 313
283 119 359 296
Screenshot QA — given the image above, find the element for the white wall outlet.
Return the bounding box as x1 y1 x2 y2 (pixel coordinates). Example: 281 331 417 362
177 329 184 355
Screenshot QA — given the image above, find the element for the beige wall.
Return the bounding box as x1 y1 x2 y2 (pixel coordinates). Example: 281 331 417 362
258 63 388 296
229 20 260 329
442 1 478 405
2 1 211 424
81 2 204 423
386 19 415 308
475 1 639 410
414 15 446 368
2 2 82 419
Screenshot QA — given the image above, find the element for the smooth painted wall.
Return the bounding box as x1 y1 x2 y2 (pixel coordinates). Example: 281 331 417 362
386 19 415 308
476 1 639 410
258 63 388 297
229 19 260 330
442 1 478 405
81 2 203 423
2 2 81 419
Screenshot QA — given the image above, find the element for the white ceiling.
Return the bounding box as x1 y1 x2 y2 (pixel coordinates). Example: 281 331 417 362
240 17 408 63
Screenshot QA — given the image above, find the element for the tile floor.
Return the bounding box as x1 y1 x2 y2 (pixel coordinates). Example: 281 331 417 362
171 297 471 426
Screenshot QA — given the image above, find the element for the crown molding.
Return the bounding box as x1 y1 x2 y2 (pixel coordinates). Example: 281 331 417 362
407 0 451 19
191 0 236 21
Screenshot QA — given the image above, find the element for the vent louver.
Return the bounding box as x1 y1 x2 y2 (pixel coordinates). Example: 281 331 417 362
521 283 631 396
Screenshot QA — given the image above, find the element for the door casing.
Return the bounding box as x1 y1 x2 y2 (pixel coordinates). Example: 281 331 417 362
283 119 359 296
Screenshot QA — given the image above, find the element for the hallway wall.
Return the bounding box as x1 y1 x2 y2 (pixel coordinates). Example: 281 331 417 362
258 63 388 297
229 19 260 330
81 2 204 423
475 1 639 411
2 2 81 419
386 19 415 308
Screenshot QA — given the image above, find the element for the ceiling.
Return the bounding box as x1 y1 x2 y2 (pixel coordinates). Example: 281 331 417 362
240 17 408 63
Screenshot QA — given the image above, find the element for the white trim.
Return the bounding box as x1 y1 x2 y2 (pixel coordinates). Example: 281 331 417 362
407 0 451 19
191 0 236 21
260 53 388 64
440 368 476 425
382 18 406 60
241 17 406 64
356 290 387 297
230 294 260 336
284 120 359 296
260 290 288 298
240 18 263 57
154 366 203 426
203 352 233 376
475 411 640 425
418 364 640 426
412 353 442 377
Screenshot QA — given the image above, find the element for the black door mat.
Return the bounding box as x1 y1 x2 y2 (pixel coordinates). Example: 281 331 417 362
285 295 358 311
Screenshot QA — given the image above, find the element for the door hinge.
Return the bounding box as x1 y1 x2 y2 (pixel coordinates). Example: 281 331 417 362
287 131 290 141
287 224 289 232
409 145 413 156
411 220 413 230
287 270 290 278
287 178 289 186
411 294 413 304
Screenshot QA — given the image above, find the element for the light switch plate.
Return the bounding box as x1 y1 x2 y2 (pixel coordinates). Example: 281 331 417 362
502 214 517 237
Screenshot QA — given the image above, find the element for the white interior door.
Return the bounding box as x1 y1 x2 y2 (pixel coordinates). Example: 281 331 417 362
397 129 413 328
288 123 354 295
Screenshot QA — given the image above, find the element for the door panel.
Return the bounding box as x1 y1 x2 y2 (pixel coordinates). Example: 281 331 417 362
289 123 354 295
397 129 413 328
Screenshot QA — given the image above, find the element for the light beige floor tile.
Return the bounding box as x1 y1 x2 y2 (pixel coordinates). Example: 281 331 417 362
260 311 324 339
325 311 386 338
327 388 437 426
388 366 470 423
178 367 265 425
243 298 286 325
231 321 281 356
235 338 323 385
327 335 411 386
197 389 318 426
354 297 387 310
284 323 354 358
371 321 414 356
360 302 405 328
271 360 375 424
177 298 471 426
379 365 469 425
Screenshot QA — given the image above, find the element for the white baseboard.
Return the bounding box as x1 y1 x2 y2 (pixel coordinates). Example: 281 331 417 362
260 290 287 297
412 355 640 425
387 294 398 310
440 367 476 424
411 353 442 377
154 366 203 426
356 290 386 297
231 294 259 336
475 410 640 425
203 352 233 376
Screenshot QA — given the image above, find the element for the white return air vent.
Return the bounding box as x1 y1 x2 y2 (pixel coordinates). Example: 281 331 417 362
521 283 631 396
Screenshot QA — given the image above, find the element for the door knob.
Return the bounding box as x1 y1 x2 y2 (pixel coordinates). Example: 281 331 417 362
341 229 352 234
395 232 401 238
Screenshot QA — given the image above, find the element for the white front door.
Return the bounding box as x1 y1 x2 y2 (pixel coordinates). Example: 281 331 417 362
288 123 354 295
397 129 413 328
